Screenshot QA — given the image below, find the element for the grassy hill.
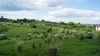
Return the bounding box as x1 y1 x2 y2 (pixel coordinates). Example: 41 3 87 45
0 18 100 56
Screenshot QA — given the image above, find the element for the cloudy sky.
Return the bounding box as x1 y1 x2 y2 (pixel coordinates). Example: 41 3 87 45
0 0 100 24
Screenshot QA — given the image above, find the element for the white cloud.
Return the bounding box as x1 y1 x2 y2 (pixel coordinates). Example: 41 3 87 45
0 10 38 19
49 8 98 17
0 0 99 24
0 0 86 10
48 7 100 24
0 0 63 10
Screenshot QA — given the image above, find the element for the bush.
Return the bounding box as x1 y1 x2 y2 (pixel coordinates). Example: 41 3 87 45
86 32 94 39
31 24 37 28
79 33 85 41
0 24 9 33
16 41 24 52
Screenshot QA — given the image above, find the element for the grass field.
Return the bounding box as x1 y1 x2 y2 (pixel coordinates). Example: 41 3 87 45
0 39 100 56
0 21 100 56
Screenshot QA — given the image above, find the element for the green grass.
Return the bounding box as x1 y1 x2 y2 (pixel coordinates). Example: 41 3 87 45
0 39 100 56
0 21 98 56
7 27 33 37
59 39 100 56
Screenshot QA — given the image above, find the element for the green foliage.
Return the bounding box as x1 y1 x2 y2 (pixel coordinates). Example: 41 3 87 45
0 19 98 56
0 24 10 33
31 24 37 28
86 32 94 39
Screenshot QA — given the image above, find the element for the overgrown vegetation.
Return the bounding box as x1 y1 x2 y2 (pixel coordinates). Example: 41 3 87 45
0 16 100 56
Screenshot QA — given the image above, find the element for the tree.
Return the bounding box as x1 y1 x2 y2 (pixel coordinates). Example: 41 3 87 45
0 16 6 22
59 22 65 25
41 19 45 21
31 24 37 28
47 28 52 33
0 16 4 19
16 41 24 52
80 33 84 41
22 18 28 22
68 22 75 25
86 32 94 39
0 25 9 34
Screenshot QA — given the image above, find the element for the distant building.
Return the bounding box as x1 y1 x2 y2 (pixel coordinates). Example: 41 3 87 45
96 26 100 31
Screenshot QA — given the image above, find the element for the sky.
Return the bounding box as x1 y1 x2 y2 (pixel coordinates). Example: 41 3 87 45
0 0 100 24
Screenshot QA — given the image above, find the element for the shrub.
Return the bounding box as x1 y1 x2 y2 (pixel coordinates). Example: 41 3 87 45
16 41 24 52
31 24 37 28
0 24 9 33
17 44 23 52
79 33 85 41
86 32 94 39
